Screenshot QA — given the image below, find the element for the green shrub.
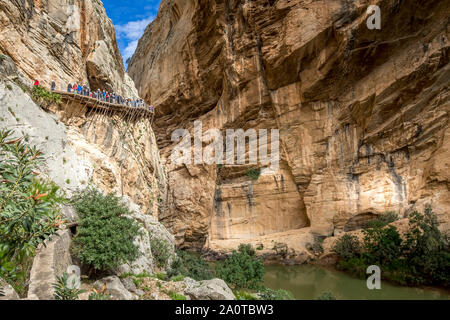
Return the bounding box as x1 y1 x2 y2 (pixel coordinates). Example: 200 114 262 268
167 250 214 281
334 206 450 288
150 237 172 269
368 211 399 228
234 290 258 300
170 275 185 282
403 206 450 287
258 288 294 300
32 85 61 105
336 256 368 278
0 54 5 62
317 292 336 300
216 244 265 290
168 291 186 300
362 225 403 266
53 273 86 300
72 188 141 272
88 292 112 300
332 234 361 260
0 129 62 291
245 168 261 181
155 272 167 281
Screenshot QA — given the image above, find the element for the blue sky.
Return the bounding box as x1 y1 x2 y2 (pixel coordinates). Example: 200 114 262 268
102 0 161 66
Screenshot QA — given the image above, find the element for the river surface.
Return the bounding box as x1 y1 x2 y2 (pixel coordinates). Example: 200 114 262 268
263 264 450 300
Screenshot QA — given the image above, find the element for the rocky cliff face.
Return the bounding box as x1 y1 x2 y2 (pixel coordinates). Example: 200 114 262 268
0 0 165 215
0 66 165 216
129 0 450 253
0 0 137 97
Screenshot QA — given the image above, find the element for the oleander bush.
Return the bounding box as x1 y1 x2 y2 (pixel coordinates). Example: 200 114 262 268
167 249 213 281
71 188 141 272
150 237 172 269
216 244 265 290
0 129 63 294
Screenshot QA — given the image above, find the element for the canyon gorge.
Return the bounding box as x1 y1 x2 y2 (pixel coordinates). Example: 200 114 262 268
128 0 450 260
0 0 449 270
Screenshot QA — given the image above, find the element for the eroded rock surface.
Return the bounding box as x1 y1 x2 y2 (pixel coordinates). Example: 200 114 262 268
129 0 450 254
0 0 137 97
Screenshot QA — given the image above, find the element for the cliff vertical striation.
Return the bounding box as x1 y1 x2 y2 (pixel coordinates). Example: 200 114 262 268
129 0 450 254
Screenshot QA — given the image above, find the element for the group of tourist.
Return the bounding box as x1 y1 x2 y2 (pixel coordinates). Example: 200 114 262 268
33 79 154 112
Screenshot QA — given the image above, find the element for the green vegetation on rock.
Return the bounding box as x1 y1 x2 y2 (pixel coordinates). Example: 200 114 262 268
72 188 141 272
245 168 261 181
32 85 61 105
216 244 265 290
168 249 214 281
0 129 63 294
333 206 450 287
258 287 294 300
150 237 172 269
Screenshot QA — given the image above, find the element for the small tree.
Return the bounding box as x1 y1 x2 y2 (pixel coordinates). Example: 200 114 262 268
403 206 450 286
332 234 361 260
168 249 213 281
150 237 172 269
362 225 403 266
216 244 265 290
72 189 141 272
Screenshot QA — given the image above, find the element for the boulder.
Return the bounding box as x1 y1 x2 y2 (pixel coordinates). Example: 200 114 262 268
116 197 176 276
185 278 235 300
0 278 20 300
121 277 138 293
61 205 79 224
94 276 133 300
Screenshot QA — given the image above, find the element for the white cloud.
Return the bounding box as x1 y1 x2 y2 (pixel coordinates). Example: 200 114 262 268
123 40 139 61
115 16 154 61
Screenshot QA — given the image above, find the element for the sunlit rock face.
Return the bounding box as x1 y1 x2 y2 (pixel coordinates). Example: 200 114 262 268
0 0 137 97
129 0 449 253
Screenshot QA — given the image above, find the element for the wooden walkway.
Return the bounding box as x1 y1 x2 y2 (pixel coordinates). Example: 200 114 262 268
56 91 154 118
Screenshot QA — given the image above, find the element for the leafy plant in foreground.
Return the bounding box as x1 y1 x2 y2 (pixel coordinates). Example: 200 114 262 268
53 273 86 300
0 129 62 291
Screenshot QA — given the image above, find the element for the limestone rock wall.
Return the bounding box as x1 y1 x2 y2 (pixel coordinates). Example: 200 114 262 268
129 0 450 251
0 0 137 97
0 68 165 217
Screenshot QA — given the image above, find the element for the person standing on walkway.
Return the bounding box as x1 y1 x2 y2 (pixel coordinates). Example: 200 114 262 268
67 83 72 93
72 83 77 92
34 79 39 86
77 84 82 95
51 80 56 91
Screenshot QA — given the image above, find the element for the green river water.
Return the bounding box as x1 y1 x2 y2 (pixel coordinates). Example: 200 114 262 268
263 265 450 300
